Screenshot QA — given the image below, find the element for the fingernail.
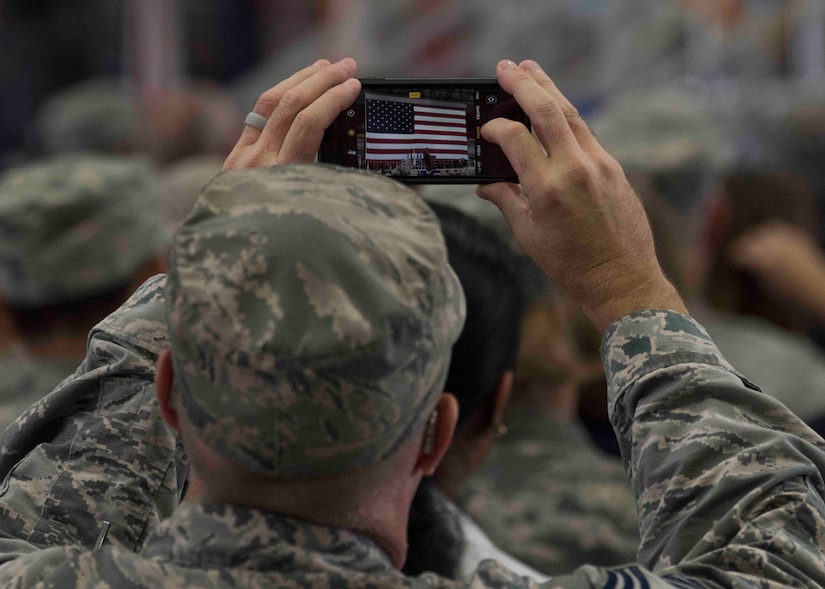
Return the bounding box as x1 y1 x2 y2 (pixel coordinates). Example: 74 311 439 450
500 60 516 71
339 57 356 69
315 59 331 68
522 60 542 73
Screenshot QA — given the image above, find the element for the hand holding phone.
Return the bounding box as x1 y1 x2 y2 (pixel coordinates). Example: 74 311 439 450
318 78 530 184
224 58 361 171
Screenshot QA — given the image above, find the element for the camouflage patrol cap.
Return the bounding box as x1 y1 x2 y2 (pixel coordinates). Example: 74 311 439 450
166 163 466 479
33 78 141 156
0 153 166 307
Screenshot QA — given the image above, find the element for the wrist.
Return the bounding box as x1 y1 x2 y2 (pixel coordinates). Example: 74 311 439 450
579 270 688 333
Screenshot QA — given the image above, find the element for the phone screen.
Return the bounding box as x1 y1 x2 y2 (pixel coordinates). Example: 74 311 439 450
318 79 529 184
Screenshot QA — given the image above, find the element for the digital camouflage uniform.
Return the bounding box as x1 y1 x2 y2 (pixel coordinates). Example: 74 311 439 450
0 153 166 432
458 408 640 576
0 275 183 555
0 165 823 587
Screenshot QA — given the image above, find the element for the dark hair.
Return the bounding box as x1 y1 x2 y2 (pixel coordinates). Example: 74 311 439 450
430 201 528 430
403 201 528 578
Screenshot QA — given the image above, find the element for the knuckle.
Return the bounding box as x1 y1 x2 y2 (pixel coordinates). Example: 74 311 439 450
531 98 564 125
526 168 561 202
322 63 348 83
278 88 306 112
562 103 581 124
594 153 622 178
291 108 320 132
498 119 530 143
563 160 593 189
253 92 280 115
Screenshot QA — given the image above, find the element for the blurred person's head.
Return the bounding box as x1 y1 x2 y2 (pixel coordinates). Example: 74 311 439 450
140 80 243 166
428 201 528 494
404 201 528 578
31 77 242 166
592 85 728 214
512 297 605 422
153 164 466 569
624 168 699 297
0 153 167 349
31 78 142 157
158 155 225 238
700 169 820 332
782 99 825 240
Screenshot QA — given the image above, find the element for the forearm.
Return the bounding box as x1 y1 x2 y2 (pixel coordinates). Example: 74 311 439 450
604 310 825 585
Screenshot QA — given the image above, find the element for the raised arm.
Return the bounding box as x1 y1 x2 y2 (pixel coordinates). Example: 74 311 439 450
476 59 687 332
476 60 825 588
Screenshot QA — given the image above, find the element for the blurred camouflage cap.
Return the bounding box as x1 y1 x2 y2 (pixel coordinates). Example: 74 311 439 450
0 153 166 306
166 163 466 479
33 77 141 155
590 86 732 173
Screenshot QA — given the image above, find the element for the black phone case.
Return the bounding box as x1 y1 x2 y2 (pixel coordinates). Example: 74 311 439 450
318 78 529 185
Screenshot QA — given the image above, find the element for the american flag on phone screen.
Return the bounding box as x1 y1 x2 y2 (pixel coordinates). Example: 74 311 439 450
364 92 468 162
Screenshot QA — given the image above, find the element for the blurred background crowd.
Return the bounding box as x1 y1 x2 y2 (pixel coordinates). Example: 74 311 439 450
3 0 825 579
3 1 825 165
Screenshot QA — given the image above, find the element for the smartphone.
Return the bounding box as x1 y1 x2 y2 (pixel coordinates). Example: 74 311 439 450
318 78 530 184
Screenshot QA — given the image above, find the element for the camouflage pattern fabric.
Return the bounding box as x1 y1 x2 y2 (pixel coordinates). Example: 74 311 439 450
0 275 184 554
0 281 823 586
458 408 640 575
32 78 141 156
0 500 540 589
166 163 466 479
0 351 79 433
604 310 825 585
0 153 166 306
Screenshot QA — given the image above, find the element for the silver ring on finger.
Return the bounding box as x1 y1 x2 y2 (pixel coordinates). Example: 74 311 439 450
244 112 269 131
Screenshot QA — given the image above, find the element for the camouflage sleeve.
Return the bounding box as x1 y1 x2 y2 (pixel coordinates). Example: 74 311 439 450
0 274 186 558
597 309 825 587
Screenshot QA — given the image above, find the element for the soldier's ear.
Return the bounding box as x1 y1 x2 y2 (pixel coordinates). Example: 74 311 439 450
155 349 180 431
417 393 458 476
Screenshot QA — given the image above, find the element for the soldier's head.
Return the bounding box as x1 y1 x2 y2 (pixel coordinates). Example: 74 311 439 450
0 153 167 344
156 165 465 566
155 165 466 558
701 169 820 333
405 201 528 578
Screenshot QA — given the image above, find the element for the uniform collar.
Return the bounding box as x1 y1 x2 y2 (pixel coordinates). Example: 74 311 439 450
141 502 398 575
